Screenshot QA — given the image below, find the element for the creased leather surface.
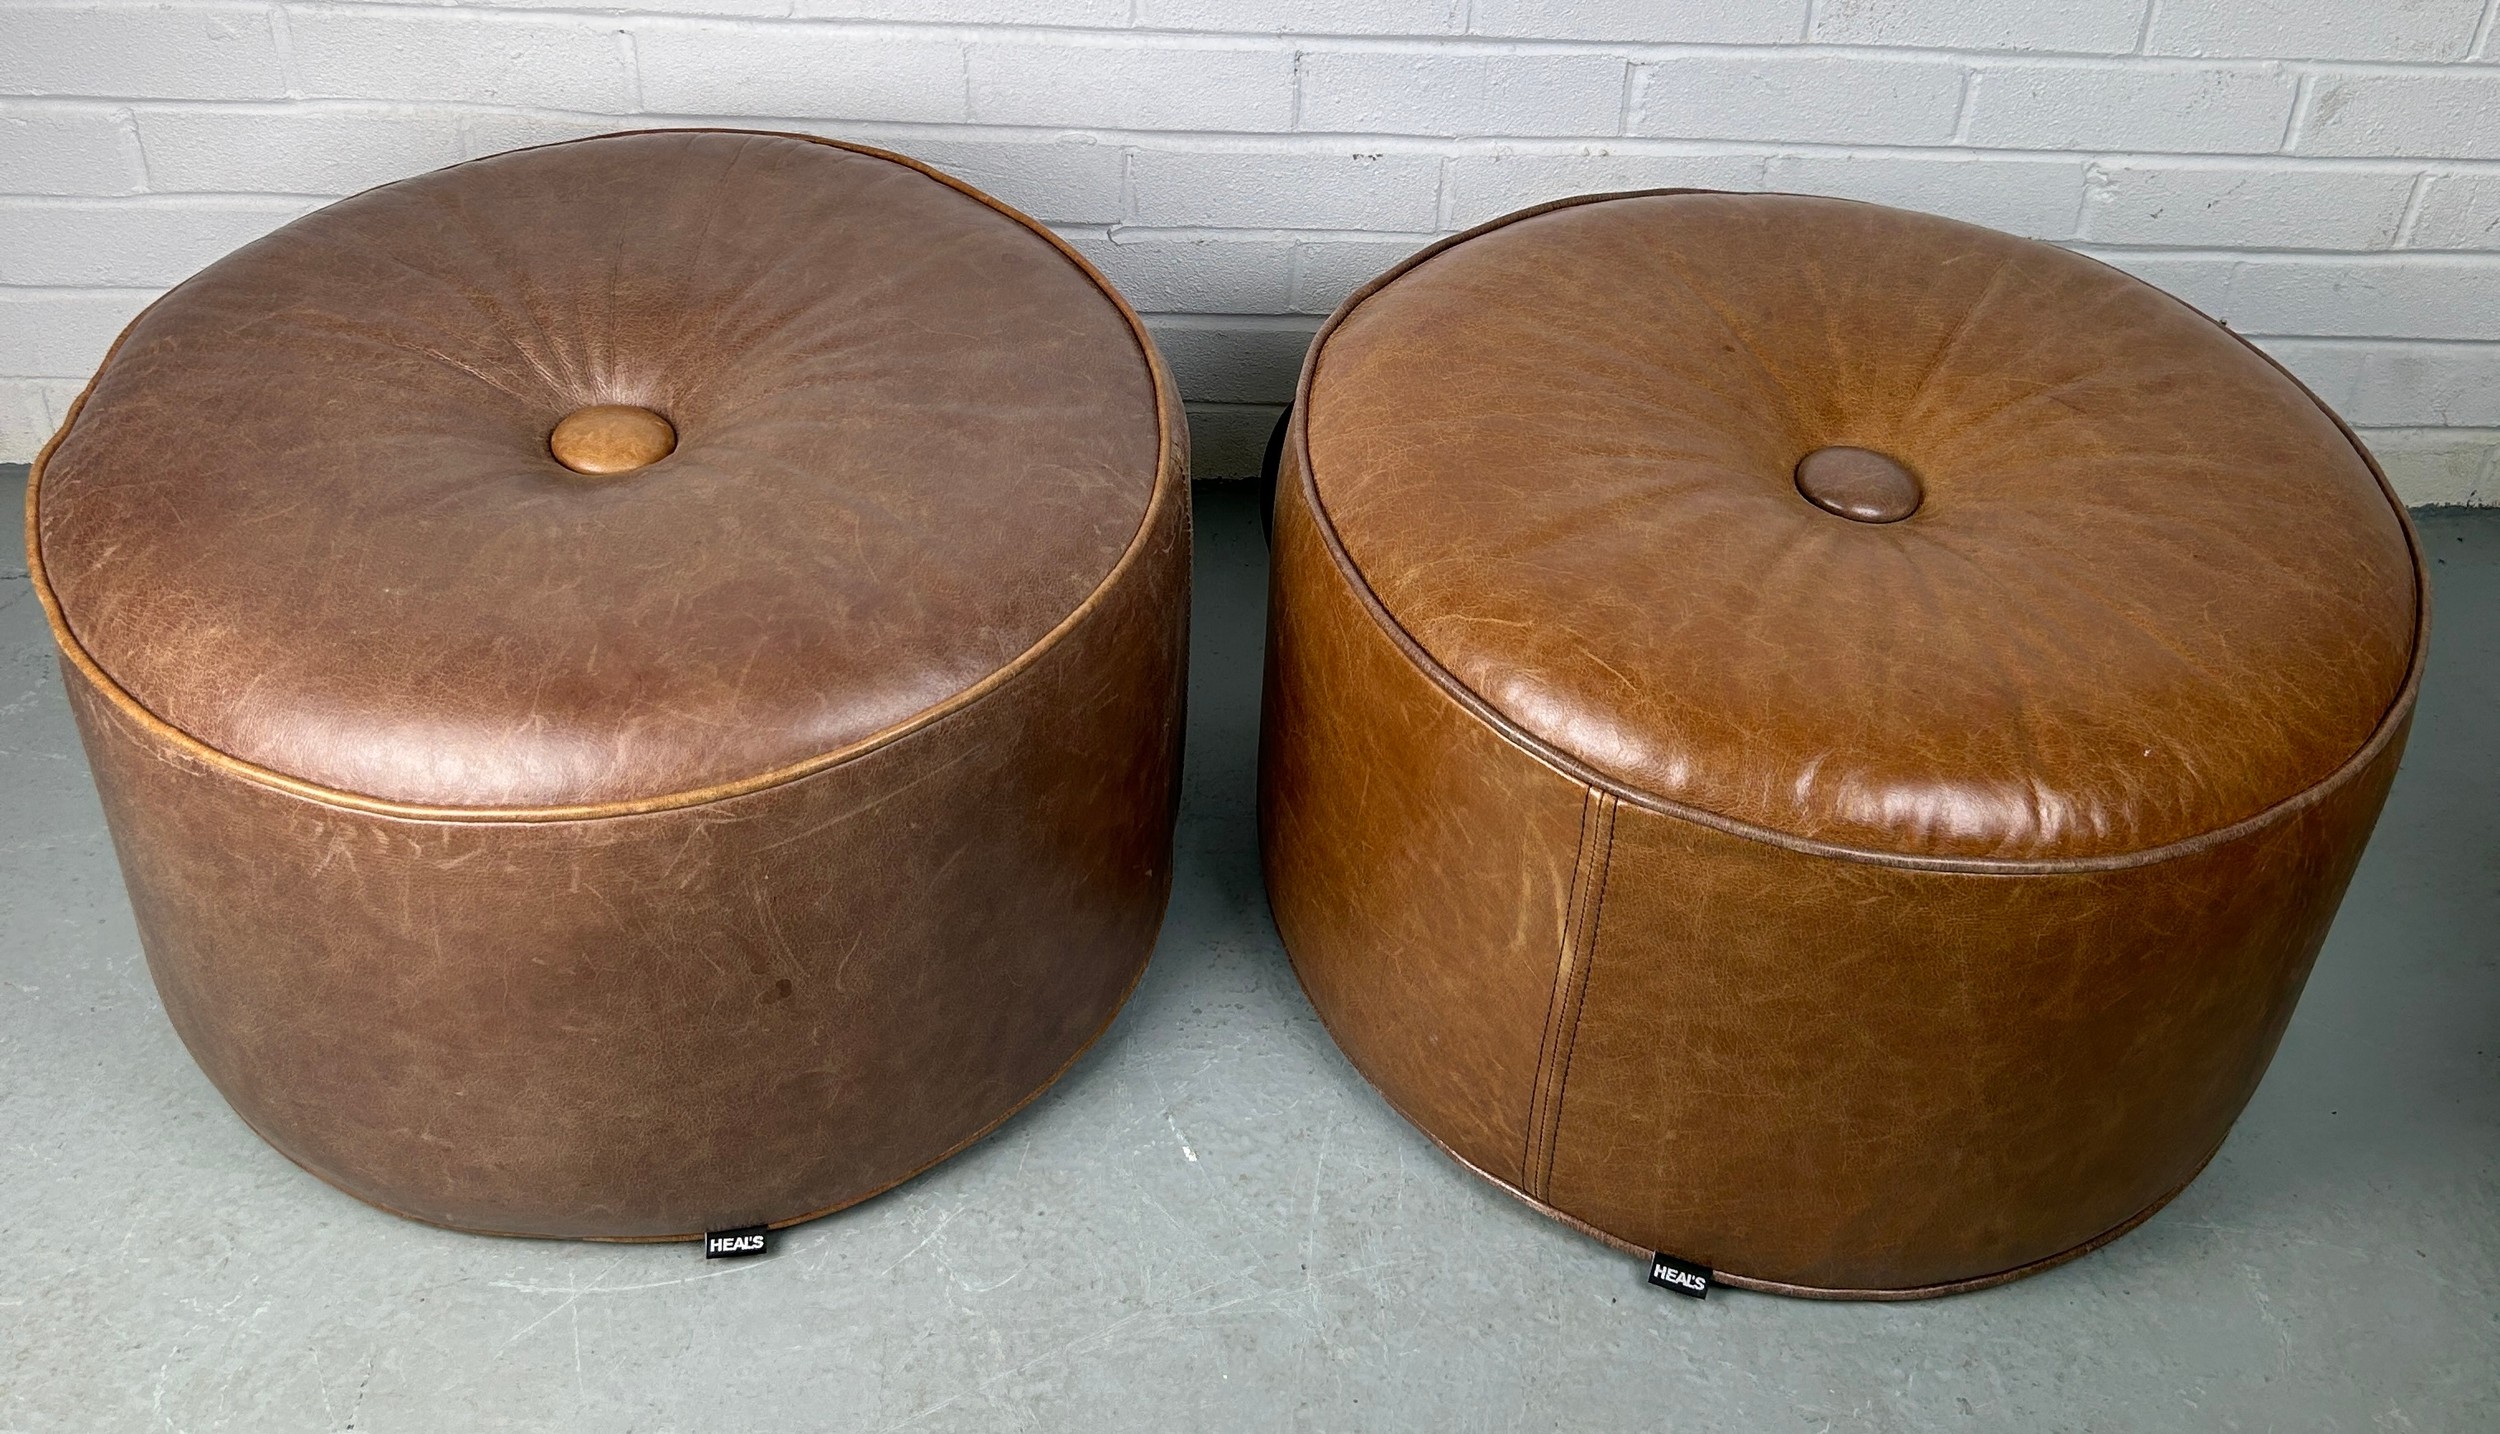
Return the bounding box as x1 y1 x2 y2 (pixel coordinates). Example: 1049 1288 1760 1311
1308 192 2417 861
37 130 1160 809
1548 717 2406 1292
39 130 1189 1239
1263 189 2425 1296
63 431 1185 1241
1261 445 1582 1190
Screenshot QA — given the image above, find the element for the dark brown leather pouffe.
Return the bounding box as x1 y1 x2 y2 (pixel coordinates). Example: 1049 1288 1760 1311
29 130 1188 1240
1261 191 2425 1298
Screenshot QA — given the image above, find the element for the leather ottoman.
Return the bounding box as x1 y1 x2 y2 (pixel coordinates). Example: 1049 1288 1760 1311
1260 191 2425 1298
28 130 1189 1240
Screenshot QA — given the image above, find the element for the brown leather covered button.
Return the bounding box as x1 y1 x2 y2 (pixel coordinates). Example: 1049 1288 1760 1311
31 130 1189 1240
1794 444 1919 522
549 404 675 474
1262 192 2424 1297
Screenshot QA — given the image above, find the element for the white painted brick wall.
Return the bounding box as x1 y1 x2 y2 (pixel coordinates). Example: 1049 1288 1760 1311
639 24 965 121
1963 62 2300 153
1299 51 1625 136
2147 0 2489 64
1 0 2496 506
1632 54 1966 145
1812 0 2144 54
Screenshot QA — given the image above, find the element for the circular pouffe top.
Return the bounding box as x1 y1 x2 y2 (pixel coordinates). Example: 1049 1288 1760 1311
1301 192 2421 863
29 130 1174 815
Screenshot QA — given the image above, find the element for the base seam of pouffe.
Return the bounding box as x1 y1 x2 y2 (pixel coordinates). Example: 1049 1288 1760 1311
1271 876 2219 1300
228 935 1163 1243
1288 186 2430 879
21 126 1185 829
1425 1121 2221 1302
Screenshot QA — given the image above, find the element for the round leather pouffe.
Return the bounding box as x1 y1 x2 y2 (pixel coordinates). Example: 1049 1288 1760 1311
28 130 1189 1240
1260 191 2425 1299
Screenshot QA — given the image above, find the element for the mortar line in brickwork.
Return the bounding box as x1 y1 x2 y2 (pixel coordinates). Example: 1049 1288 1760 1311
619 28 644 112
2065 246 2500 265
13 178 2498 218
265 11 300 101
2395 176 2434 248
33 99 2500 173
446 12 2500 70
1081 226 1444 244
2280 71 2315 154
73 1 2500 76
2235 335 2500 351
1130 312 1326 328
1949 68 1978 145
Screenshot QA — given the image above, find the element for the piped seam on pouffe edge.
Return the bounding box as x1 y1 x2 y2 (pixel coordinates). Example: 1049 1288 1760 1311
1285 185 2432 880
22 127 1189 827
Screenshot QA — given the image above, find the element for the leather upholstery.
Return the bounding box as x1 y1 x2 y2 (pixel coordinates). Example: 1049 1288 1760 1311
1304 193 2415 862
37 129 1162 811
30 130 1189 1239
1262 190 2425 1297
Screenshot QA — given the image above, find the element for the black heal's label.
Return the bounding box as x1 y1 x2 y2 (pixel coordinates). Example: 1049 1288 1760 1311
705 1225 772 1259
1648 1251 1713 1299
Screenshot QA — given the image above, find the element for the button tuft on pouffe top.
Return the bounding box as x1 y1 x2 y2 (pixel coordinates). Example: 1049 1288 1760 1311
550 404 676 475
1794 445 1920 523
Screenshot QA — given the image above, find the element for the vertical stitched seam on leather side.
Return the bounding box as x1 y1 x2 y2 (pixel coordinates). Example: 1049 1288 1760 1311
1520 789 1595 1196
1547 795 1616 1197
1525 788 1616 1199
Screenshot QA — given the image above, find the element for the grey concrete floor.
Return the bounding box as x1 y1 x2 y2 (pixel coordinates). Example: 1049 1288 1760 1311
1 470 2494 1432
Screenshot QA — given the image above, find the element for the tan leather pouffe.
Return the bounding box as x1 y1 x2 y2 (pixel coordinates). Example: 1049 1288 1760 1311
1260 191 2425 1299
28 130 1189 1240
